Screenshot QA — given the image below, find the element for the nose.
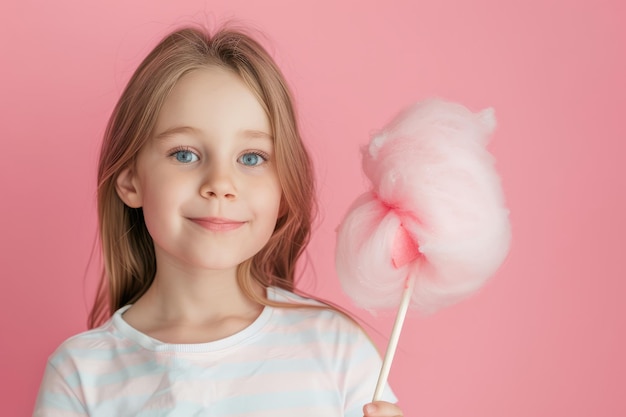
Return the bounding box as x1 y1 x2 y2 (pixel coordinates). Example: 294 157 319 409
200 162 237 200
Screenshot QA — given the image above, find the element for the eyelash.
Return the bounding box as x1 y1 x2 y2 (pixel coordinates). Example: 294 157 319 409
239 151 270 166
167 147 270 165
168 146 199 163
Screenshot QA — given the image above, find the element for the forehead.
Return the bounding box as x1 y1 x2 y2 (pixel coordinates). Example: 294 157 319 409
154 67 272 138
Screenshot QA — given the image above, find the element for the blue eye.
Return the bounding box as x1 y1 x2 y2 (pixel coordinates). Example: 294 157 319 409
172 149 199 163
239 152 266 166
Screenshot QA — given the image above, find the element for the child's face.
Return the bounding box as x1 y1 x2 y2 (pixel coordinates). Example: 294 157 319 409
118 67 281 274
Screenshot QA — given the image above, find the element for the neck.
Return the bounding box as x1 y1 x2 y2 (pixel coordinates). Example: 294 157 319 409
147 270 261 321
122 256 267 343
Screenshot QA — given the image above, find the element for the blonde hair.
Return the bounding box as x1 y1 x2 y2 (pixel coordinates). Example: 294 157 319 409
89 26 316 328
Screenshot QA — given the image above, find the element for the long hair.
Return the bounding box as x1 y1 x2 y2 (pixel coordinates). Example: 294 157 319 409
89 27 316 328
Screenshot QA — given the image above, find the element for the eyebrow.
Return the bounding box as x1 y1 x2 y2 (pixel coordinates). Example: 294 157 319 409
239 129 274 141
154 126 201 140
154 126 273 141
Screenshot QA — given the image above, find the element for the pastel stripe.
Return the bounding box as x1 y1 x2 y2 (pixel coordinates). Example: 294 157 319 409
34 287 396 416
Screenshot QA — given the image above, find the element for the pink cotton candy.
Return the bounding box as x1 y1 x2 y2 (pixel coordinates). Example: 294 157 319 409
335 99 511 313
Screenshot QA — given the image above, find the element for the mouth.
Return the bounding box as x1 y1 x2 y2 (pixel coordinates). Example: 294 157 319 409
189 217 246 232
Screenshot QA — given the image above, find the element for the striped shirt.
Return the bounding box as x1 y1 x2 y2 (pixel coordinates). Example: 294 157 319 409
34 287 396 416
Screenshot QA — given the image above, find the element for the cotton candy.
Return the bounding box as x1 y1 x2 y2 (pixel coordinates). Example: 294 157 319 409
335 99 511 314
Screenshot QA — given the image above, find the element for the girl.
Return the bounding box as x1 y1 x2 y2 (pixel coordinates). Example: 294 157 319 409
34 26 403 417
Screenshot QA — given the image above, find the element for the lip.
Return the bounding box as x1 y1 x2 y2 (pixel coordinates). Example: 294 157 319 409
189 217 246 232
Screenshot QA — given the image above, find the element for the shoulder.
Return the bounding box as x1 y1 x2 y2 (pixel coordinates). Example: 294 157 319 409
35 310 144 415
269 286 325 305
50 320 113 353
270 287 356 323
267 287 372 347
46 311 135 371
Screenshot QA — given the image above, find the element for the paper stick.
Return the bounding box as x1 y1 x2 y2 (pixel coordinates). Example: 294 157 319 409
372 274 416 401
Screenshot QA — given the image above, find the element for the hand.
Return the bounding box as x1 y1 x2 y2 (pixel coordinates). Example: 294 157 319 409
363 401 404 417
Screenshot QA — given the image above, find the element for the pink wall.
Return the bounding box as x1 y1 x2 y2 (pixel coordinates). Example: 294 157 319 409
2 0 625 415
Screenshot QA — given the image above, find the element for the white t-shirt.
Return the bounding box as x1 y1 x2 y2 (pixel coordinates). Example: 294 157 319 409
34 287 396 416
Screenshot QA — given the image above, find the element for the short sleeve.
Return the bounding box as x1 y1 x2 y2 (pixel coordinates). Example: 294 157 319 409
33 361 88 417
340 324 398 417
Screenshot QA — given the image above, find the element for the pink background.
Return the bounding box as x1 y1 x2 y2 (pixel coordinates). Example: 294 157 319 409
2 0 625 415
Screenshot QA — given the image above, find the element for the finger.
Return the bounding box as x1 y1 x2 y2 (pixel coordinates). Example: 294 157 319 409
363 401 404 417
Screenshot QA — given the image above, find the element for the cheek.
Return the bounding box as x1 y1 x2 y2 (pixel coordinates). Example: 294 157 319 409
254 182 282 226
266 183 283 217
140 178 190 222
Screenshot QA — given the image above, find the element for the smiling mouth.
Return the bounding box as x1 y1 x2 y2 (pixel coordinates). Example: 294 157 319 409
189 217 246 232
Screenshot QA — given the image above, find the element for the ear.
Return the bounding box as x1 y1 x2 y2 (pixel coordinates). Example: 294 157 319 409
115 166 143 208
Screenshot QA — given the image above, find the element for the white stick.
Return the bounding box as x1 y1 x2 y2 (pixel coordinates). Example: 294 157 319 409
372 275 416 401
